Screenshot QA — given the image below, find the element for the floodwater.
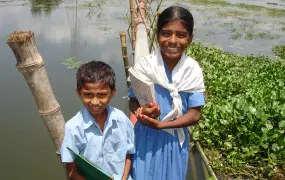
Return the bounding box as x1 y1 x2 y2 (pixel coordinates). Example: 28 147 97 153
0 0 284 179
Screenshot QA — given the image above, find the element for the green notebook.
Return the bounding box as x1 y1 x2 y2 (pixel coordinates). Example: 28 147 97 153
66 147 113 180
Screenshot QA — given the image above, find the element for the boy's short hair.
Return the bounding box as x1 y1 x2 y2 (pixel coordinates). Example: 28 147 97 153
76 60 116 91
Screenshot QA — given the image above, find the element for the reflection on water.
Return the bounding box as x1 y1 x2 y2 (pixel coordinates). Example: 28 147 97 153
29 0 62 15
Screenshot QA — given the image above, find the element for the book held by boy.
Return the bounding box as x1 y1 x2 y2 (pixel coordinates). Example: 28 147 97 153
128 67 156 106
66 147 113 180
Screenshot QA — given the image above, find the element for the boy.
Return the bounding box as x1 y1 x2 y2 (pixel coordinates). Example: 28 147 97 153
60 61 135 180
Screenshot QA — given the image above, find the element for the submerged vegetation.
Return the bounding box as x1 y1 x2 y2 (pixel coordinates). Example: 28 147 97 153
186 43 285 179
273 45 285 59
188 0 285 17
61 57 83 69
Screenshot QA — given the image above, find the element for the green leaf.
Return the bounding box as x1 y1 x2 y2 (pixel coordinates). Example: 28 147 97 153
278 120 285 128
220 119 229 125
67 66 74 69
270 153 277 160
271 143 279 151
224 142 232 149
265 122 273 130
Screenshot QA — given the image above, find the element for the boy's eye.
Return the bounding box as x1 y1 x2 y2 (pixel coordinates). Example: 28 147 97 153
83 93 93 97
98 93 107 98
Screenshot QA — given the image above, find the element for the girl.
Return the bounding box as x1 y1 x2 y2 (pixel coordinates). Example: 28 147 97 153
129 6 205 180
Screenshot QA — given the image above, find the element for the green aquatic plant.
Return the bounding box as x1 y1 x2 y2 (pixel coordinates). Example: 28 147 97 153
272 45 285 59
188 0 285 17
61 57 83 69
231 32 241 40
218 22 233 28
186 43 285 179
257 32 279 40
218 10 246 17
188 0 231 7
245 32 254 40
30 0 63 15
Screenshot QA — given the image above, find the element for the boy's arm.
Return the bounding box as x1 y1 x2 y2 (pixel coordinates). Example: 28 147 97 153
121 155 132 180
65 162 86 180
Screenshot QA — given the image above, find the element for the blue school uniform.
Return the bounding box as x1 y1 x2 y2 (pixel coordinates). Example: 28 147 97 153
129 62 205 180
60 105 135 180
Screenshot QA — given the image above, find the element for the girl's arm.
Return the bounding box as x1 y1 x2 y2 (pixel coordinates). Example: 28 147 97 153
65 162 86 180
137 106 201 129
159 107 201 129
121 154 132 180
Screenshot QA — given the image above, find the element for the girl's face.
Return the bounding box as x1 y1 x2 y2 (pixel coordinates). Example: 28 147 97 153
158 19 192 63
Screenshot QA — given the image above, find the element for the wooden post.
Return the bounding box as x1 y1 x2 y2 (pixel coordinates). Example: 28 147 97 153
119 32 130 88
129 0 136 50
7 31 65 155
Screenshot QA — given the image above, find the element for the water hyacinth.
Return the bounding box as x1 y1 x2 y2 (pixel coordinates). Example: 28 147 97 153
186 42 285 179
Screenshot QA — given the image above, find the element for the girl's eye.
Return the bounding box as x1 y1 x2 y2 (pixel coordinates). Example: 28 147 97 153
160 31 171 37
177 33 188 38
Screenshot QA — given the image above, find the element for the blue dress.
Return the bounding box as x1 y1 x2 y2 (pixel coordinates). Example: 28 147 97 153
129 62 205 180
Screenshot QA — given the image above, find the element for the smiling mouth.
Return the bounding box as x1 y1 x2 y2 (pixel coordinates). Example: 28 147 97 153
167 47 179 52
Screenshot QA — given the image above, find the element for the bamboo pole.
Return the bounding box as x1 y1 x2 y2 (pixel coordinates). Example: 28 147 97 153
188 127 218 180
129 0 136 50
119 32 130 88
136 0 148 29
7 31 65 155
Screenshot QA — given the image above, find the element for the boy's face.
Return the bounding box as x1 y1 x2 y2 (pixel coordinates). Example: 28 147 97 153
76 82 116 118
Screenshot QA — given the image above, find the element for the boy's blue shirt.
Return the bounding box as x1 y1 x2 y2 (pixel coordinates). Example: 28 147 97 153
60 105 135 180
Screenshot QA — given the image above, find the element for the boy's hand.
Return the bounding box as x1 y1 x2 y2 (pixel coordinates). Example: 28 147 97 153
136 108 162 129
66 162 87 180
140 102 160 119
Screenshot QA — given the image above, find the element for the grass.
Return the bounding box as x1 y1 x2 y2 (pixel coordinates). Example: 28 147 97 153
187 0 231 7
219 19 280 41
218 10 247 17
188 0 285 17
219 22 234 28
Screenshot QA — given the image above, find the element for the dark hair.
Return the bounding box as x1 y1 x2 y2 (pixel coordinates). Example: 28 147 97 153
76 61 116 91
157 6 194 35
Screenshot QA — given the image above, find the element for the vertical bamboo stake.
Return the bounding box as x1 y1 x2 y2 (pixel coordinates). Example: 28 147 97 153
7 31 65 155
137 0 148 27
129 0 136 50
120 32 130 88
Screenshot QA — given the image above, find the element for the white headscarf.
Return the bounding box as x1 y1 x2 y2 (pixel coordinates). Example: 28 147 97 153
133 49 205 147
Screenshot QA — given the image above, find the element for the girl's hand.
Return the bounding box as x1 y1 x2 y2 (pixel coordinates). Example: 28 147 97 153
141 102 161 119
136 108 162 129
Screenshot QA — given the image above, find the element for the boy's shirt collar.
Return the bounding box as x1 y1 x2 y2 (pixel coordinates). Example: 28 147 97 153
82 105 117 131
